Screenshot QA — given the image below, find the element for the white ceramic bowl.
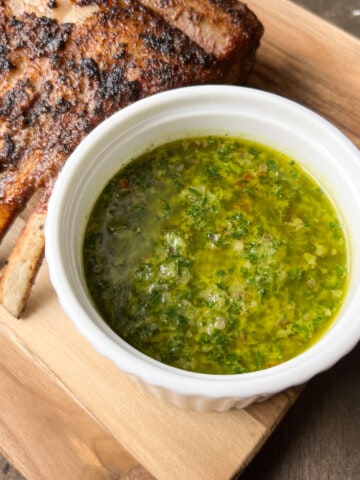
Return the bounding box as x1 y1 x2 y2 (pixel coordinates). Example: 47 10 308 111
45 85 360 411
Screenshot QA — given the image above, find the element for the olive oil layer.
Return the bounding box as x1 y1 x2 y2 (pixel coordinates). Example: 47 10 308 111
83 136 348 374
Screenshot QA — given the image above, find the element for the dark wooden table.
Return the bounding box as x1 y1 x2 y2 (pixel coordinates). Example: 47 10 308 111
0 2 359 480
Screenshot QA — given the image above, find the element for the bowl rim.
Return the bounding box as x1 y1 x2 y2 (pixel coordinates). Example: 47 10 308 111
45 85 360 401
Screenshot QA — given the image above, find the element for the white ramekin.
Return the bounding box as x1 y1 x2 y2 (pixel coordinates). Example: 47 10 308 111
45 85 360 411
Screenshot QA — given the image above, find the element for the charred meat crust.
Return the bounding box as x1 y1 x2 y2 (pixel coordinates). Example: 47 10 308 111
0 0 263 315
0 1 231 225
0 0 263 220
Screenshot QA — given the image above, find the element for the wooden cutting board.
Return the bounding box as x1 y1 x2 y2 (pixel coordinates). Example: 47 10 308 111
0 1 359 479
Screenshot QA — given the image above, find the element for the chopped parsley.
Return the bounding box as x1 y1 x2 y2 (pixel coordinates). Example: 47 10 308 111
83 136 348 374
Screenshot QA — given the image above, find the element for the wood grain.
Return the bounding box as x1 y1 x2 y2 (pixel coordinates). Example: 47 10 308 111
0 1 359 480
0 323 154 480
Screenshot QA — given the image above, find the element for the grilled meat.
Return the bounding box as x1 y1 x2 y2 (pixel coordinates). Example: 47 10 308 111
140 0 263 60
0 0 263 316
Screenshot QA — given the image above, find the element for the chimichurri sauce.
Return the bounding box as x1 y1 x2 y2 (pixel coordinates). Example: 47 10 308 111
83 136 348 374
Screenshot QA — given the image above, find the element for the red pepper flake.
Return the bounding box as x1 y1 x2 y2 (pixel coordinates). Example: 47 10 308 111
242 172 254 182
119 178 129 189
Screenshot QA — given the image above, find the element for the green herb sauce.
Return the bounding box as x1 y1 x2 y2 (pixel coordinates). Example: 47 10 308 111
83 136 348 374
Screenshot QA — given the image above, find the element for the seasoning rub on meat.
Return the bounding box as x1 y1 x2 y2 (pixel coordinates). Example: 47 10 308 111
0 0 263 317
